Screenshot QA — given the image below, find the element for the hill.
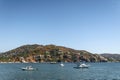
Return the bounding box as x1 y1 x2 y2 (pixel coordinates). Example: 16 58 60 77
101 53 120 62
0 44 108 62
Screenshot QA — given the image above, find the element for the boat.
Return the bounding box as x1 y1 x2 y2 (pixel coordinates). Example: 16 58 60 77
60 63 64 67
50 62 57 64
74 63 89 69
21 66 37 71
79 63 89 68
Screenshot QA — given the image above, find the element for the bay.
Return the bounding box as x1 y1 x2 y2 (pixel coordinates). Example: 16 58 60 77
0 63 120 80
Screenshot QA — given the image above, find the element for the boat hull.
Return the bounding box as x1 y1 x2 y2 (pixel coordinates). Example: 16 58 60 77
73 66 88 69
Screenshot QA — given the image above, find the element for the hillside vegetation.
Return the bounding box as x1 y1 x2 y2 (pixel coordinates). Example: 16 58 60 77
101 53 120 62
0 44 107 62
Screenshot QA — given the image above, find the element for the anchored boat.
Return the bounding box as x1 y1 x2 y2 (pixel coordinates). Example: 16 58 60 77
21 66 37 71
74 63 89 69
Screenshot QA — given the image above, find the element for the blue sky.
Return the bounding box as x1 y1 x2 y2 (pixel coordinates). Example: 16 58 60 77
0 0 120 53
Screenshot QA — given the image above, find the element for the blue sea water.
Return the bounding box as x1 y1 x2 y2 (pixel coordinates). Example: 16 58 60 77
0 63 120 80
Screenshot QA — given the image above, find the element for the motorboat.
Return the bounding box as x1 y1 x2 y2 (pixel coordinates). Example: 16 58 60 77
79 63 89 68
21 66 37 71
50 62 57 64
60 63 64 67
74 63 89 69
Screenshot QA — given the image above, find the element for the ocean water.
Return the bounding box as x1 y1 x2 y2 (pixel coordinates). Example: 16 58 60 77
0 63 120 80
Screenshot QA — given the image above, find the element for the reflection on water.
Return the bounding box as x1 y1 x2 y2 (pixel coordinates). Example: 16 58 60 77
0 63 120 80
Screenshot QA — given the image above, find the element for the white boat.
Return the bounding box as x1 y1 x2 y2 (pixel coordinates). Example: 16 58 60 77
79 63 89 68
50 62 57 64
21 66 37 71
74 63 89 69
60 63 64 67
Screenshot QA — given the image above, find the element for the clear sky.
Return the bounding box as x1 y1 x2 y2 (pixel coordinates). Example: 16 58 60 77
0 0 120 53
